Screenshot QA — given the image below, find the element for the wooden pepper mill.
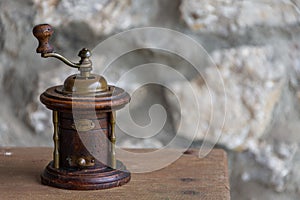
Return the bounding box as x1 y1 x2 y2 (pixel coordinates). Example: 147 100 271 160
32 24 131 190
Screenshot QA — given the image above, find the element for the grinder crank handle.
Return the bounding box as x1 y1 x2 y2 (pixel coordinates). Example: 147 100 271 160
32 24 85 69
32 24 55 54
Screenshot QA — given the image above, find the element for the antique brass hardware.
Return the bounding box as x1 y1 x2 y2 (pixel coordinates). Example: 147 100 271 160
71 119 95 132
33 24 131 190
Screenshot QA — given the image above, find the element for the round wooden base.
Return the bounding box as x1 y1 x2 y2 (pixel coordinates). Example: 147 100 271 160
41 161 131 190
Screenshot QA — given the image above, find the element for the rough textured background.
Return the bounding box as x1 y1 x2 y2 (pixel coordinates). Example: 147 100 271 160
1 0 300 199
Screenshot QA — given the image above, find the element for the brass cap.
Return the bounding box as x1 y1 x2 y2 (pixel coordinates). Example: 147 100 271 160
33 24 110 96
62 74 108 95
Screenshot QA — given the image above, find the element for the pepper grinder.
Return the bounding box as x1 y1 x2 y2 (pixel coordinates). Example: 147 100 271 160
32 24 131 190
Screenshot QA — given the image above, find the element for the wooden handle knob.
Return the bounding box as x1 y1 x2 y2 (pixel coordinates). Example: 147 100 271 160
32 24 54 54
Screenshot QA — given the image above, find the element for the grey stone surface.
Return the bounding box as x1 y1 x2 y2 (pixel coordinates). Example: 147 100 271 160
230 120 300 198
165 46 286 150
180 0 300 36
0 0 300 199
239 140 297 192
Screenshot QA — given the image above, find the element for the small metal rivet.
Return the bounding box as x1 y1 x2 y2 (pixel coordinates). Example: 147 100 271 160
77 158 86 166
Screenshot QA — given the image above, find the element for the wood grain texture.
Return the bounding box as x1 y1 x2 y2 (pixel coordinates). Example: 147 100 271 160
0 148 230 200
40 86 130 112
38 84 131 189
32 24 54 54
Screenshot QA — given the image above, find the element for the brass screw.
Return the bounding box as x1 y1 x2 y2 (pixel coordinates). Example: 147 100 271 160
77 158 86 167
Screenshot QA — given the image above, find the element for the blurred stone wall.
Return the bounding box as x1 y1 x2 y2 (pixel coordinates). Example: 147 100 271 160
1 0 300 199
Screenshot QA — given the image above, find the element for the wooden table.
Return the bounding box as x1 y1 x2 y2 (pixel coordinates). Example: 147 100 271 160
0 148 230 200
